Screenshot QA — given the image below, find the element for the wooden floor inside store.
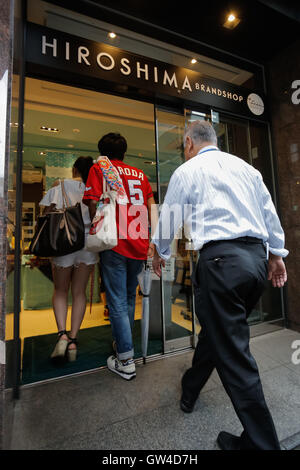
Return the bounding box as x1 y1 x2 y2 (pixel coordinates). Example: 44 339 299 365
6 294 197 346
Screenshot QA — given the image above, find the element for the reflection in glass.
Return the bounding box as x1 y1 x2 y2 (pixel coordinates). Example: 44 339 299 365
211 113 283 325
6 76 20 335
249 121 283 323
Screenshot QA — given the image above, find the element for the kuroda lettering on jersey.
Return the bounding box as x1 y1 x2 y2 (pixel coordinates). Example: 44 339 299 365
116 166 144 180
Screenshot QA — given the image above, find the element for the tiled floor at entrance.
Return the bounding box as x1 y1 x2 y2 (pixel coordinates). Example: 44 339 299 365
5 294 197 365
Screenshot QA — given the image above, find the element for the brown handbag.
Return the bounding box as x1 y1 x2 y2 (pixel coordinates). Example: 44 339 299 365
30 180 85 257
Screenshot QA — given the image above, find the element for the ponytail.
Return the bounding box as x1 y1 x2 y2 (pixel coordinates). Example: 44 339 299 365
73 156 94 184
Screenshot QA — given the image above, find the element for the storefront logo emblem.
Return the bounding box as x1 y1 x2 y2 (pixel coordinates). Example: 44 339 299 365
247 93 264 116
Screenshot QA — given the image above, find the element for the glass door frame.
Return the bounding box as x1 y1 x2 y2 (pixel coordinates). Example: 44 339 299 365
6 1 28 399
154 104 212 354
210 108 285 328
154 103 286 353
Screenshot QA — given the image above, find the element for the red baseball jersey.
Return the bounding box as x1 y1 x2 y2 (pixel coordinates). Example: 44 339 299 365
83 159 153 260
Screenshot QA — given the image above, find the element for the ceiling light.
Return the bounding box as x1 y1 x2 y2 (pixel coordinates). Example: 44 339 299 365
67 144 74 148
108 32 116 39
223 13 240 29
72 128 80 133
38 151 47 155
40 126 59 133
191 59 197 64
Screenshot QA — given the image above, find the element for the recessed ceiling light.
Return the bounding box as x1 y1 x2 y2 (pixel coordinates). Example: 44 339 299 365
223 13 240 29
40 126 59 133
72 128 80 133
191 59 197 64
38 151 47 155
108 32 116 39
67 144 74 148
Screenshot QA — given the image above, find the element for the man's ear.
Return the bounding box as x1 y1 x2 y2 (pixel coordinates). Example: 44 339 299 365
185 135 193 157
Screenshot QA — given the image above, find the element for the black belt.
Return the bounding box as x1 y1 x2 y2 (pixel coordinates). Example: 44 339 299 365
200 236 264 252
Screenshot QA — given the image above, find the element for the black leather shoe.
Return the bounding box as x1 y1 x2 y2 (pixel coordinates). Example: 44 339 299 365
217 431 241 450
180 395 196 413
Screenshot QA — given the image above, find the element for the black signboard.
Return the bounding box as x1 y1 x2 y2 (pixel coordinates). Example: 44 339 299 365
26 23 267 120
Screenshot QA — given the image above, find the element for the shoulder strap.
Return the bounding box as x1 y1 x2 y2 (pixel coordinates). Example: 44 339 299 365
103 175 109 193
95 163 109 195
60 180 71 209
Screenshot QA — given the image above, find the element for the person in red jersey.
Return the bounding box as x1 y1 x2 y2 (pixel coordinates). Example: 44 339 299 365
83 133 156 380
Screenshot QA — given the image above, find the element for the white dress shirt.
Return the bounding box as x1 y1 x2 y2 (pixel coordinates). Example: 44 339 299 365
152 146 288 260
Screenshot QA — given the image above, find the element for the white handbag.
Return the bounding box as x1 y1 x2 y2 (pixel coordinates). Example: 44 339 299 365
86 177 118 252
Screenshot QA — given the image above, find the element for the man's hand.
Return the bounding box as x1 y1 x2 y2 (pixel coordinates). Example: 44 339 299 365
152 246 165 277
268 254 287 288
147 243 155 258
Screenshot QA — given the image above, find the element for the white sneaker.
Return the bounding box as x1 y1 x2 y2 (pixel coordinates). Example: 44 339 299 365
107 355 136 380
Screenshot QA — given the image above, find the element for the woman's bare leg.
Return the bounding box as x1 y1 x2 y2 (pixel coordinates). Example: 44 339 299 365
52 264 73 341
69 263 94 349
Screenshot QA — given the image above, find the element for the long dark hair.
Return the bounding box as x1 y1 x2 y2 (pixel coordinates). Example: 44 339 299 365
73 156 94 184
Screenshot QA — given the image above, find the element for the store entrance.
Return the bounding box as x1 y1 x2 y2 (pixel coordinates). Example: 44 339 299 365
6 78 162 386
6 77 283 388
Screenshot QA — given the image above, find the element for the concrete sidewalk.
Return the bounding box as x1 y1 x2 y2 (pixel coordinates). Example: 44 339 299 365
5 328 300 450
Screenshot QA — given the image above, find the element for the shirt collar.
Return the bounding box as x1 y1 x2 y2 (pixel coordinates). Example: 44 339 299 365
197 145 219 156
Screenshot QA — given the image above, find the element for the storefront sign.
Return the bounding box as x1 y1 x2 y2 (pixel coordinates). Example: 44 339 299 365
26 23 267 120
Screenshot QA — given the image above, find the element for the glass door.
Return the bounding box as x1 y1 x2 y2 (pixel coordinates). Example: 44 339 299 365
210 110 284 326
155 108 190 352
155 108 209 353
14 77 160 385
155 106 283 354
